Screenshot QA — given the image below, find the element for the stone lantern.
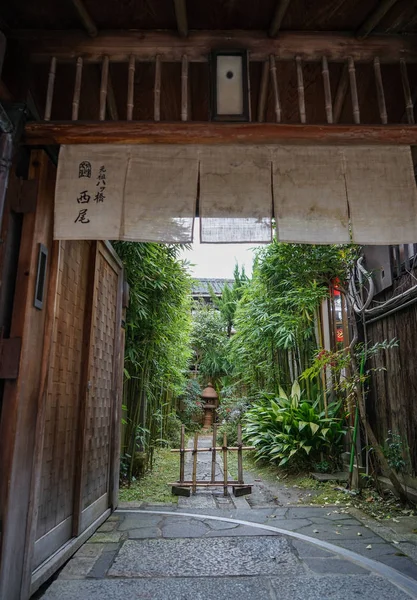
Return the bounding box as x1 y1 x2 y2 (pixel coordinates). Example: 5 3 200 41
201 382 218 430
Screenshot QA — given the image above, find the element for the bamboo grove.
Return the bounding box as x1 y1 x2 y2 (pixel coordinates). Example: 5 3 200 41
114 242 192 481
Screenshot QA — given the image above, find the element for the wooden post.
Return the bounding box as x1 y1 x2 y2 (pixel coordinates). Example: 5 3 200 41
181 54 188 122
296 56 306 124
154 55 161 122
400 59 415 125
44 56 56 121
179 424 185 483
321 56 333 124
211 423 217 483
192 431 198 494
348 56 360 124
257 60 270 122
373 57 387 124
127 54 135 121
72 57 83 120
99 55 109 121
223 432 228 497
237 424 244 484
269 55 281 123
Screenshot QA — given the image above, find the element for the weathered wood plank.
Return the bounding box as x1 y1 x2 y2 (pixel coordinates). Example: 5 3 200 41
14 30 417 64
24 121 417 145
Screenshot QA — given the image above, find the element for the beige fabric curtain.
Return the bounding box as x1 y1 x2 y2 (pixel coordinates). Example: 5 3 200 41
54 145 198 242
199 147 273 243
343 146 417 244
272 147 351 244
55 144 417 245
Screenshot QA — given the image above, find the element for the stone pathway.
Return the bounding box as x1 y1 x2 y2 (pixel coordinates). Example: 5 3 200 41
36 435 417 600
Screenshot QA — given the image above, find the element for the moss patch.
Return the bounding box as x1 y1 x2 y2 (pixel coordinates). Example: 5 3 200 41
119 448 179 504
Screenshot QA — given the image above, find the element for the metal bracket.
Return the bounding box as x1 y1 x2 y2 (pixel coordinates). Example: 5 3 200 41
0 337 21 378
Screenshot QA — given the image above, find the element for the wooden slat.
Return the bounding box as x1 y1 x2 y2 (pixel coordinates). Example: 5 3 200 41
127 54 135 121
181 54 188 122
180 424 185 483
44 56 56 121
269 54 282 123
400 59 415 125
72 57 83 120
333 63 349 124
373 57 388 124
321 56 333 124
296 56 306 124
348 56 360 124
268 0 291 37
99 56 109 121
223 432 228 497
192 432 198 494
72 242 98 536
24 121 417 145
173 0 188 38
237 424 243 484
211 424 217 483
16 30 417 64
356 0 400 40
70 0 98 37
257 60 270 122
154 55 161 122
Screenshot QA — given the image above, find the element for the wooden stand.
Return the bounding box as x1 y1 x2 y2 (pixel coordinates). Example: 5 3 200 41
171 424 254 497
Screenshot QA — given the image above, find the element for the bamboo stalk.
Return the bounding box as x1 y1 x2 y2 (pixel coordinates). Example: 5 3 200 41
237 424 243 484
223 432 228 497
400 59 415 125
181 54 188 122
154 55 161 122
127 54 135 121
321 56 333 124
44 56 57 121
211 423 217 483
257 60 270 123
72 57 83 120
373 57 387 124
170 481 249 487
348 56 360 124
333 63 349 124
269 55 282 123
179 424 185 484
99 55 109 121
192 431 198 494
296 56 306 124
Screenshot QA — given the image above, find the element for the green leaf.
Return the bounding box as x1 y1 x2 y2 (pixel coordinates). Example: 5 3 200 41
309 422 320 435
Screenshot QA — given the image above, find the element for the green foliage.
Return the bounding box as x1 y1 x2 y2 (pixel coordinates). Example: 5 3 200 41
383 431 408 474
230 241 358 397
244 381 346 469
114 241 192 481
191 302 231 383
208 264 248 336
179 379 204 430
216 390 251 446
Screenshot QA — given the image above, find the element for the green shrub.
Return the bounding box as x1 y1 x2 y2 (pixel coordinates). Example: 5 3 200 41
244 381 346 469
180 379 204 430
164 412 183 447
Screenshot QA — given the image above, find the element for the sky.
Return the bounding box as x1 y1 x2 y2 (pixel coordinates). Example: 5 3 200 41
180 219 256 279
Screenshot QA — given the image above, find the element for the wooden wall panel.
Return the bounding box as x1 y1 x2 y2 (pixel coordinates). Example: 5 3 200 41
82 247 118 510
36 240 90 539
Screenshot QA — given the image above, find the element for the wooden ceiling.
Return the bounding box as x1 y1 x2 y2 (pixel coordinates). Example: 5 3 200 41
2 0 417 34
1 0 417 134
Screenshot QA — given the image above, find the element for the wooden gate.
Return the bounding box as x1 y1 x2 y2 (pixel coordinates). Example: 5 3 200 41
0 151 125 599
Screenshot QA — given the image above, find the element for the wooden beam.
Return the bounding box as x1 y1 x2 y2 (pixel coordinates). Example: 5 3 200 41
70 0 98 37
356 0 399 40
173 0 188 37
13 30 417 64
23 121 417 146
268 0 291 37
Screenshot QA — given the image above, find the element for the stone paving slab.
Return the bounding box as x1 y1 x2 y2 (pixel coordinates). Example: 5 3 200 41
108 536 302 578
38 574 412 600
